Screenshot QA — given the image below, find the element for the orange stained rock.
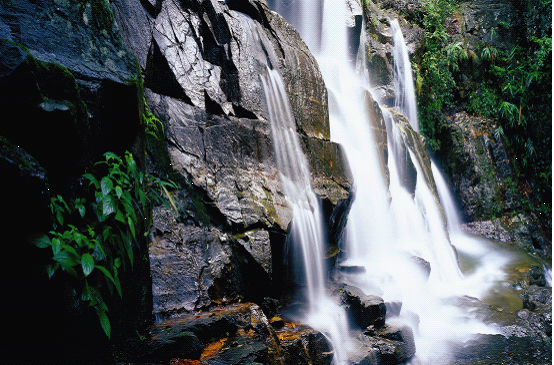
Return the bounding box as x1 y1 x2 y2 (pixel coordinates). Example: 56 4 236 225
200 337 227 360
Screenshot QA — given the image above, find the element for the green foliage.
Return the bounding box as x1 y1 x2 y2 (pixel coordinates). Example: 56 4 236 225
414 0 458 151
143 98 165 140
415 0 551 226
33 151 176 338
468 34 552 219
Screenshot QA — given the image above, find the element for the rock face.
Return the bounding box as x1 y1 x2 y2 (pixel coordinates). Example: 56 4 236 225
0 1 145 196
437 112 549 253
149 205 274 316
438 112 517 221
107 0 354 317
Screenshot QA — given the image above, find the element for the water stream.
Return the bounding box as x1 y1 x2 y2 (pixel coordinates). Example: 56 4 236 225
391 19 419 132
265 1 550 363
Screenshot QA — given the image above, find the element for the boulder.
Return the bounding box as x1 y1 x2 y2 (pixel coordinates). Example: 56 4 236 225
339 284 386 329
447 293 552 365
357 324 416 365
448 333 551 365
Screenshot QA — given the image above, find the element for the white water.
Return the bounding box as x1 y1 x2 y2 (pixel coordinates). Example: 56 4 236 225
261 66 354 365
391 19 419 132
545 265 553 287
266 1 511 363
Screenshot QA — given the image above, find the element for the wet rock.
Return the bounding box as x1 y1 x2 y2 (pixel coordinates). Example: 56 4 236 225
448 333 552 365
454 0 517 53
360 1 423 105
365 90 390 188
447 293 552 364
387 107 449 233
141 0 355 234
110 0 155 70
462 215 550 254
410 256 431 278
527 266 547 287
269 316 285 329
339 284 386 329
276 324 334 365
118 303 334 365
358 325 416 365
385 302 403 318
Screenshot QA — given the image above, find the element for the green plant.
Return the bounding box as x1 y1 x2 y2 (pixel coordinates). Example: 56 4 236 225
143 97 164 140
33 151 176 338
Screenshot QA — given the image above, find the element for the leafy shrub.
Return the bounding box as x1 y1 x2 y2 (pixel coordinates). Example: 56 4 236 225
33 151 176 338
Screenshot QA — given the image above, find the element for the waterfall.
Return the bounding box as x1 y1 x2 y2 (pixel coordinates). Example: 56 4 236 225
265 1 507 363
260 55 353 365
391 19 419 132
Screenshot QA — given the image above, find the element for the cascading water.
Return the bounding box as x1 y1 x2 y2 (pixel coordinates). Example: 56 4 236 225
239 14 353 363
391 19 419 132
259 47 353 365
268 0 509 363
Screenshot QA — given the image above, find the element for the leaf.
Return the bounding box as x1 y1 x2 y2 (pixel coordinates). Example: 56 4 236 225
95 265 115 285
138 188 147 208
125 152 136 175
53 250 78 267
122 198 137 223
114 268 122 297
101 177 113 197
128 216 136 239
97 309 111 339
115 209 126 224
52 238 62 255
56 210 64 226
78 204 86 218
102 226 111 241
102 195 116 216
104 151 119 162
33 234 51 248
81 253 95 277
82 282 92 301
114 257 121 269
121 230 134 268
161 184 178 212
94 241 106 261
61 245 80 260
64 265 79 278
83 173 100 189
47 263 59 279
89 285 108 312
115 185 123 199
